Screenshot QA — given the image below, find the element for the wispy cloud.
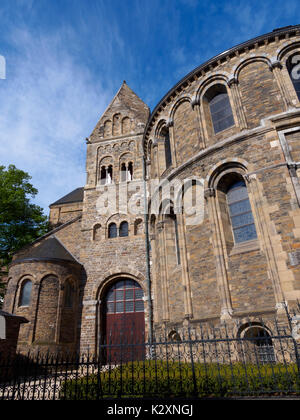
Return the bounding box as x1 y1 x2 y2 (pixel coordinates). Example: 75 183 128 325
0 26 112 211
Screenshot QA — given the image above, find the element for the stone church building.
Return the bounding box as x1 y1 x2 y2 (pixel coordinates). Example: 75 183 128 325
4 25 300 355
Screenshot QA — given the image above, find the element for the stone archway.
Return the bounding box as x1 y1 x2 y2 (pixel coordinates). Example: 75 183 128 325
100 277 145 363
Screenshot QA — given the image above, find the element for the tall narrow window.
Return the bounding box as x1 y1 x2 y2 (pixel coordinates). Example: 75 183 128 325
121 163 127 182
128 162 133 181
170 208 181 265
107 165 113 184
208 86 234 134
64 281 75 308
100 166 107 185
19 280 32 307
287 54 300 100
164 130 172 168
119 221 129 237
108 223 118 239
227 180 257 244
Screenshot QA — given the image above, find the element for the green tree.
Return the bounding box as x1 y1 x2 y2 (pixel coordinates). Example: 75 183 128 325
0 165 49 306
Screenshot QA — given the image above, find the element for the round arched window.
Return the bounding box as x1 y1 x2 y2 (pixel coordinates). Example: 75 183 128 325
19 280 32 307
105 279 144 314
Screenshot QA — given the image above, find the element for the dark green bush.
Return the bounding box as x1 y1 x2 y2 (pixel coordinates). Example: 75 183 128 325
60 361 300 400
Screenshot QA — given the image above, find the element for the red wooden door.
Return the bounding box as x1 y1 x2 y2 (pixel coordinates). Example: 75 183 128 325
104 279 145 363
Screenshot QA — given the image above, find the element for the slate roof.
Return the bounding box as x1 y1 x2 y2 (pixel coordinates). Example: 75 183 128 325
50 187 84 207
13 237 79 264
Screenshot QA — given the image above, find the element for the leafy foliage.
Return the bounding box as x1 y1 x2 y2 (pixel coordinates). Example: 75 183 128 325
0 165 49 303
61 361 300 399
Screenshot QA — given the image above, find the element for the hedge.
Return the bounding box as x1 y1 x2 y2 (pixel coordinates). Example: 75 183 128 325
60 361 300 399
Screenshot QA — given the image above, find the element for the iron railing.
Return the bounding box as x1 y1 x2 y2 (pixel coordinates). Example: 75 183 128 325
0 315 300 400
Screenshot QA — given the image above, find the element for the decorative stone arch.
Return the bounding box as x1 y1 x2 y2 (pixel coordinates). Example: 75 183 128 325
93 268 147 301
121 116 131 134
205 158 285 318
92 223 102 241
206 158 250 190
196 73 230 101
197 76 238 139
277 41 300 62
112 113 122 137
234 56 274 80
13 274 36 312
169 96 193 121
204 158 252 189
98 155 114 185
134 218 144 236
234 56 286 126
154 118 168 138
103 120 112 138
237 321 275 364
277 42 300 105
106 213 130 238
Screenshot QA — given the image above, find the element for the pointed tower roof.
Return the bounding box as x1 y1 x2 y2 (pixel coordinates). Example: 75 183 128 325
90 81 150 142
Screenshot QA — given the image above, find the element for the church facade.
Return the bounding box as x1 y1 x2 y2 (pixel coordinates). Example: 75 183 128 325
4 25 300 355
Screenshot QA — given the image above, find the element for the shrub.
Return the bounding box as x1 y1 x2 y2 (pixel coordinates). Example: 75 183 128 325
60 361 300 400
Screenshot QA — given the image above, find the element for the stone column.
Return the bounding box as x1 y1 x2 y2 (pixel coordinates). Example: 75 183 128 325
245 174 286 313
176 211 193 319
270 59 294 109
227 76 248 130
191 97 206 149
149 233 159 324
157 221 170 322
167 118 177 167
205 188 233 320
55 283 64 344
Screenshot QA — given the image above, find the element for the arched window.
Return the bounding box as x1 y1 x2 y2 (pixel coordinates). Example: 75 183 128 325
287 54 300 100
64 281 75 308
119 221 129 237
170 208 181 265
128 162 133 181
100 165 113 185
121 163 127 182
105 279 144 314
207 86 234 134
227 180 257 244
100 166 107 185
243 326 275 364
19 280 32 307
108 223 118 239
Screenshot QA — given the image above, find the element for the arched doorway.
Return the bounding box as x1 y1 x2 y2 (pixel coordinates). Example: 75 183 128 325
102 278 145 363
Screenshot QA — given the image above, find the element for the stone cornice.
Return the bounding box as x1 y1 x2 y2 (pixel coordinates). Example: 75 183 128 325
143 24 300 149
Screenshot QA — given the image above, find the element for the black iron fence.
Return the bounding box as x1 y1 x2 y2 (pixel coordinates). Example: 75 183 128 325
0 315 300 400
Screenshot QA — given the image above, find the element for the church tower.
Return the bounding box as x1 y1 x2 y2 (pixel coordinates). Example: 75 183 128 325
79 82 150 353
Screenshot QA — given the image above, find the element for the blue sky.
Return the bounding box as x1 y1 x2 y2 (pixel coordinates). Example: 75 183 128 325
0 0 299 212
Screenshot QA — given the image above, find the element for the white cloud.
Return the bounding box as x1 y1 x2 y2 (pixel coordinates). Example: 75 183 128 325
0 27 112 213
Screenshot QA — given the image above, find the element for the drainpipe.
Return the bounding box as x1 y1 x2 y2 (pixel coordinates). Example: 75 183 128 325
142 155 153 346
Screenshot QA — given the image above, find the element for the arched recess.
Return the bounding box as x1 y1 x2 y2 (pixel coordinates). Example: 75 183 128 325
34 275 60 344
59 277 78 344
113 113 121 136
122 116 131 134
237 323 275 364
104 120 112 138
206 159 282 317
97 273 146 363
172 98 199 166
155 120 173 173
236 57 285 128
